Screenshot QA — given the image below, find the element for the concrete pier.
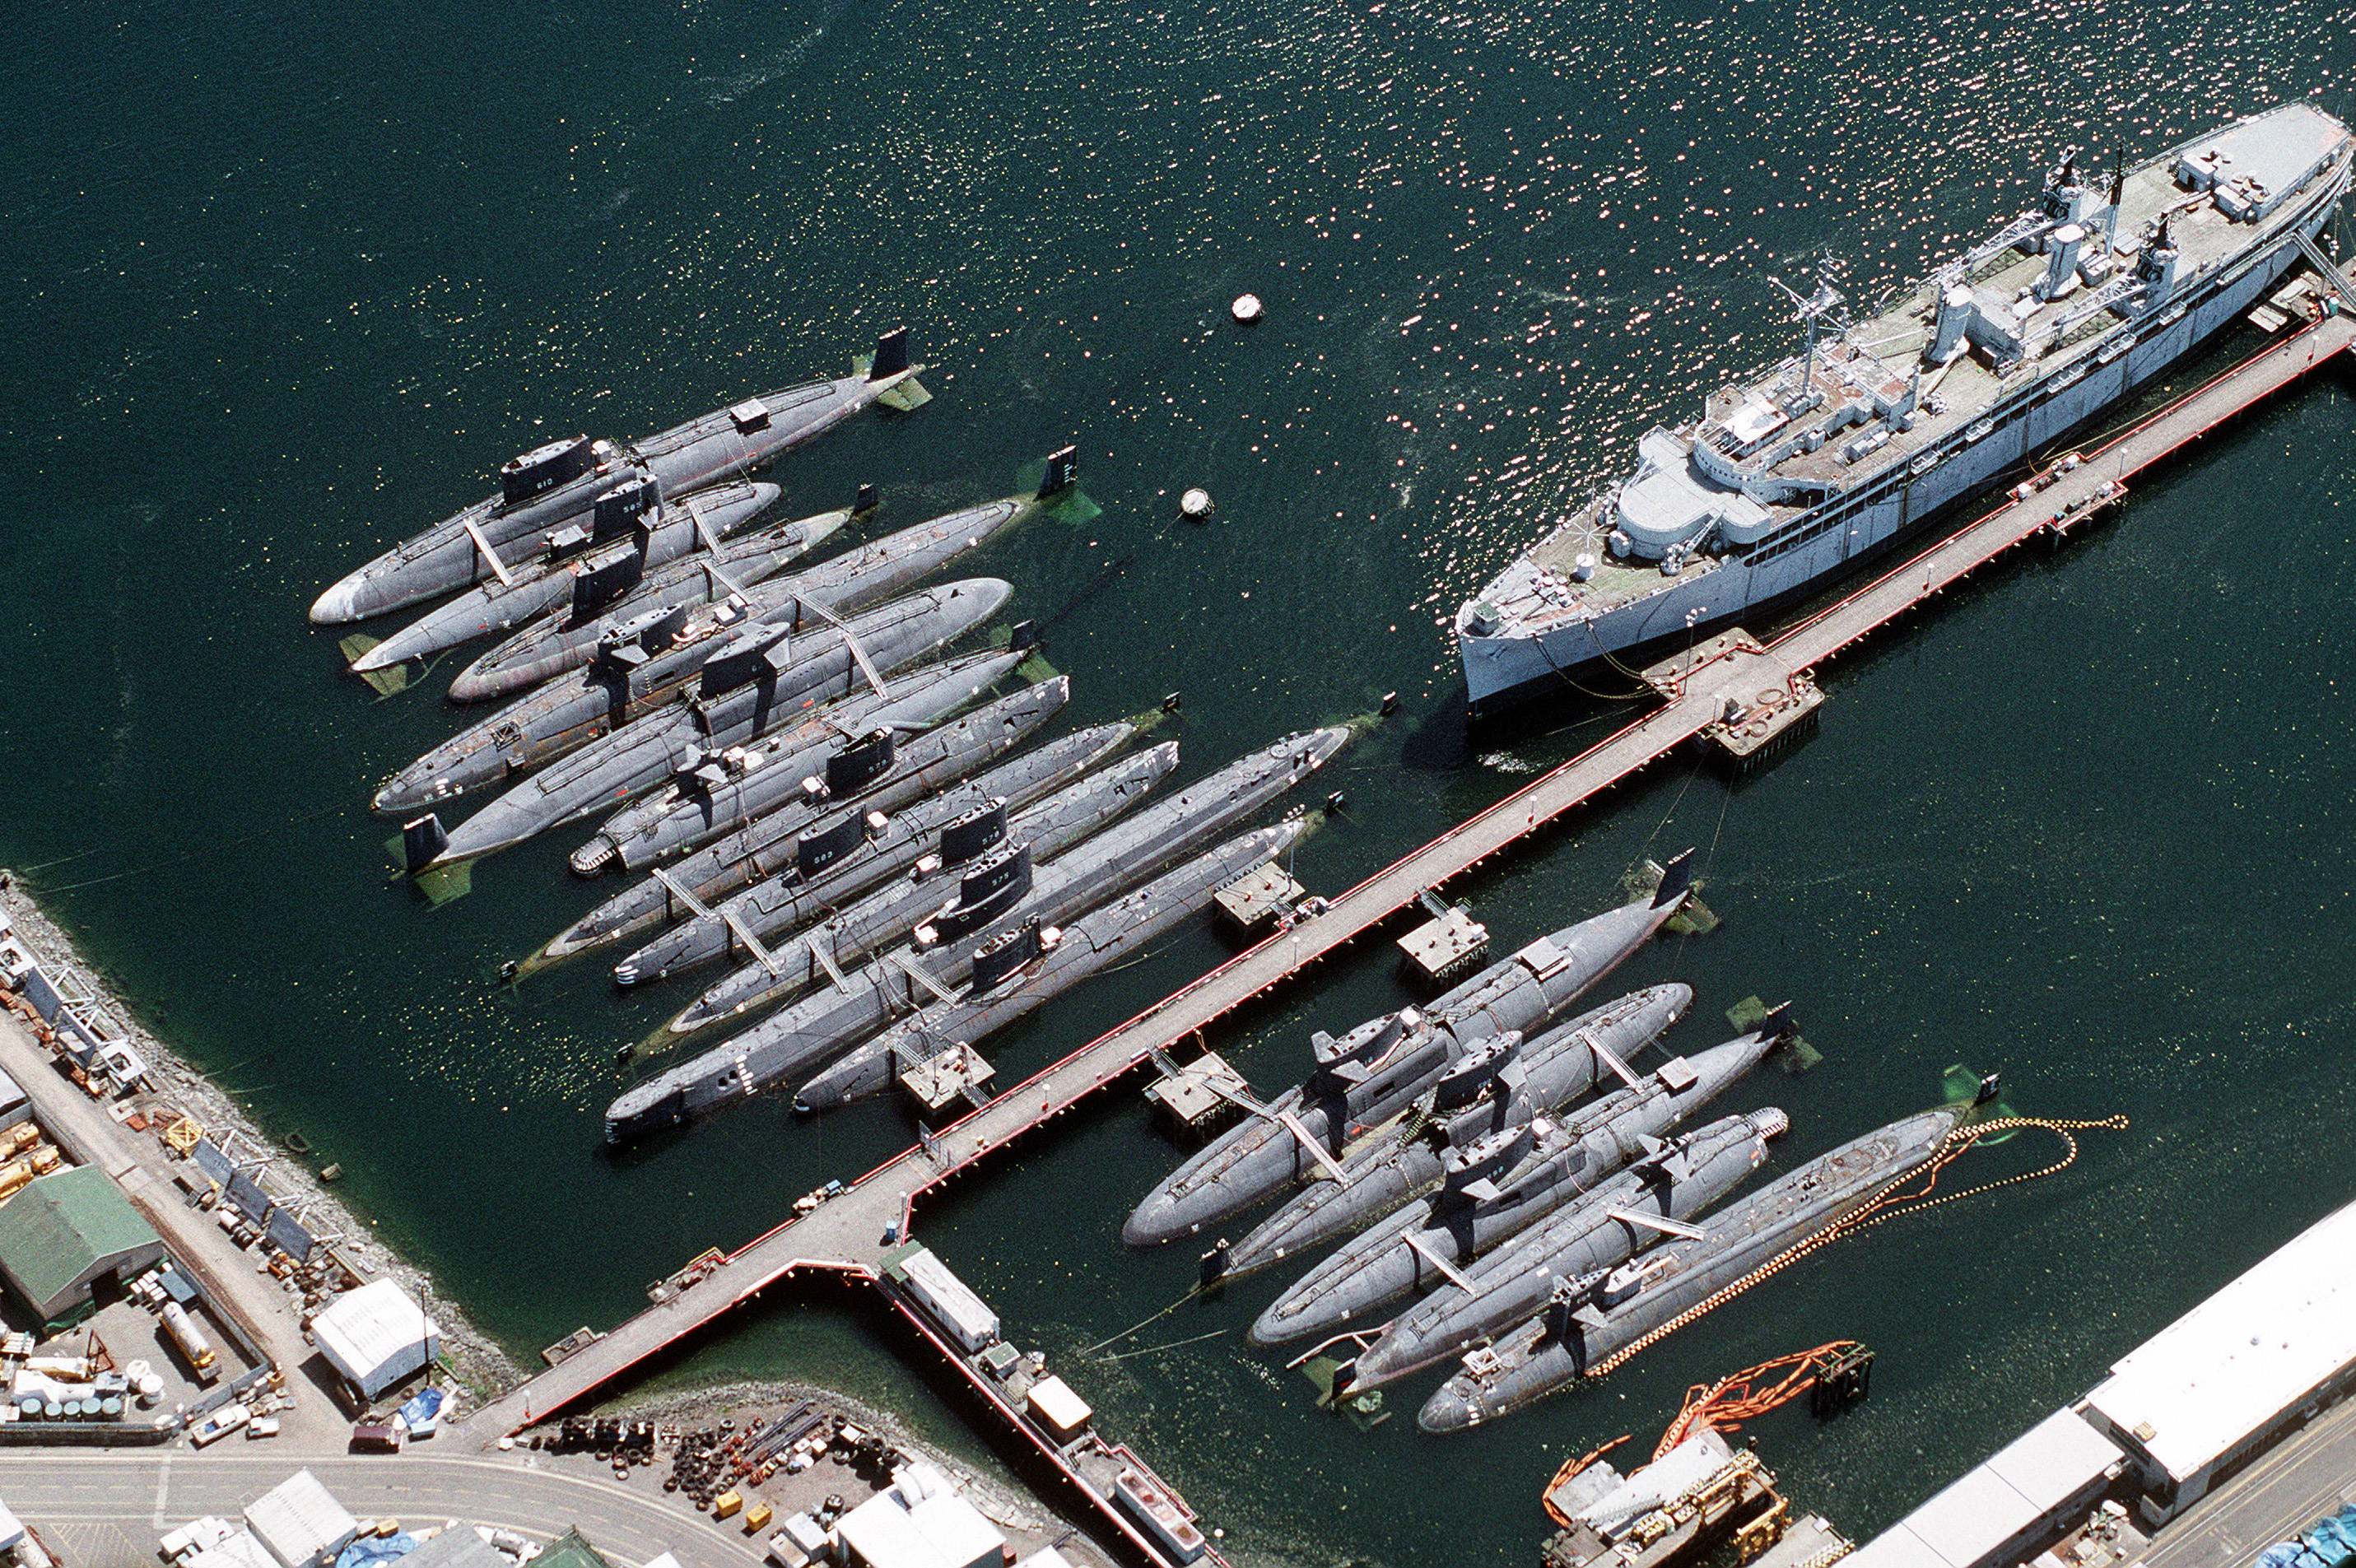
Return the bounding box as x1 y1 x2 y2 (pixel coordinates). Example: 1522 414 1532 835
455 292 2355 1557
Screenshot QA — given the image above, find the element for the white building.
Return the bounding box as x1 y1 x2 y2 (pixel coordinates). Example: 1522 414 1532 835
2081 1193 2356 1521
834 1464 1007 1568
311 1278 439 1401
243 1471 358 1568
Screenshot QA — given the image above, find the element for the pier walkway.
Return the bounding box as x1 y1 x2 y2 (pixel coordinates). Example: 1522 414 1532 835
459 300 2354 1454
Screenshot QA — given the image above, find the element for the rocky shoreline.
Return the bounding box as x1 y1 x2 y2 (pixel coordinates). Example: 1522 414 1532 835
0 872 526 1402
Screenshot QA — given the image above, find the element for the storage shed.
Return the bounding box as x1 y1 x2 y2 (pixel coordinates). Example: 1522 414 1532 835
243 1471 358 1568
0 1166 165 1330
311 1278 439 1401
396 1527 506 1568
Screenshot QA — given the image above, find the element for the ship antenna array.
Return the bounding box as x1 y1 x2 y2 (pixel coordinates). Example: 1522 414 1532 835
1767 263 1844 399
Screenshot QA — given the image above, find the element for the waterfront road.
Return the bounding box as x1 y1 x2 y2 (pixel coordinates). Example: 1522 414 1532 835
2130 1388 2356 1568
0 1454 766 1568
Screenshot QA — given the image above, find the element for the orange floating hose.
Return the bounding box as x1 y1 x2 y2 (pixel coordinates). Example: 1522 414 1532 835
1653 1341 1864 1460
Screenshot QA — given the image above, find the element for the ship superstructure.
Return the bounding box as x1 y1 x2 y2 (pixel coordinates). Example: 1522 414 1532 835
1456 104 2353 711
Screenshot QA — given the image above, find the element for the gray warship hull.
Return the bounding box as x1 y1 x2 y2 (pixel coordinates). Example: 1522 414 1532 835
1122 865 1692 1249
347 482 802 675
310 334 925 625
530 723 1133 973
1459 106 2354 713
1418 1109 1958 1431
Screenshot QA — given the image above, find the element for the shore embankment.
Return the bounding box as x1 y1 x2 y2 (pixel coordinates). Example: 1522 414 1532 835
0 872 524 1403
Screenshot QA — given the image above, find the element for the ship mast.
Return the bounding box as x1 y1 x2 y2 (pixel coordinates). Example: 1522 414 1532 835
1769 262 1844 404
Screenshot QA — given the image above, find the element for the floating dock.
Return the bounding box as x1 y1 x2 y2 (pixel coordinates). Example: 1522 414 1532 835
454 281 2355 1565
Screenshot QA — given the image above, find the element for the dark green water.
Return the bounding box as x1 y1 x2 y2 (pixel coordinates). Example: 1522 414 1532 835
5 0 2355 1561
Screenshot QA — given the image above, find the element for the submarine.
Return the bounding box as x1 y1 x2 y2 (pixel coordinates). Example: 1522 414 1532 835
525 722 1133 974
1252 1008 1790 1351
417 593 1012 867
654 726 1344 1031
1337 1109 1783 1386
792 820 1315 1114
602 729 1348 1143
571 668 1070 877
448 448 1076 704
310 329 927 625
620 742 1180 997
347 479 808 677
1216 983 1696 1282
1418 1107 1958 1431
1121 857 1693 1249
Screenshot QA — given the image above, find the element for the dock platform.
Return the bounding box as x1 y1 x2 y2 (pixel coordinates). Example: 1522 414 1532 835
454 288 2355 1565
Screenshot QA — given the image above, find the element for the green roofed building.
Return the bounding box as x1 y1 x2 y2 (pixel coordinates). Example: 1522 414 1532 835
0 1166 164 1332
528 1530 618 1568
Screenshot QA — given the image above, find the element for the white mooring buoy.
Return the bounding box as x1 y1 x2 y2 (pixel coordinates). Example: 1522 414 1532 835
1231 293 1264 323
1180 488 1214 519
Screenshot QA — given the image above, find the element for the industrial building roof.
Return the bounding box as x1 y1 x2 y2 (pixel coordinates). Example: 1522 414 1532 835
527 1528 615 1568
243 1470 358 1568
187 1533 282 1568
0 1166 161 1314
311 1277 438 1386
905 1495 1004 1568
397 1527 505 1568
1845 1408 2124 1568
2084 1194 2356 1485
836 1493 935 1568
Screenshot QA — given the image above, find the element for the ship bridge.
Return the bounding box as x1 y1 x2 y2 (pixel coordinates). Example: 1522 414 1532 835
1612 429 1772 559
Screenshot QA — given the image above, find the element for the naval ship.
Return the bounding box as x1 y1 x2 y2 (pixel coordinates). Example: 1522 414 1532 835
1455 103 2354 712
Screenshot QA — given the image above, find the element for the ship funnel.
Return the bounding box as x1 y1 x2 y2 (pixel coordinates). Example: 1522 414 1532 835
2139 227 2182 312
